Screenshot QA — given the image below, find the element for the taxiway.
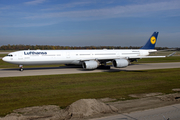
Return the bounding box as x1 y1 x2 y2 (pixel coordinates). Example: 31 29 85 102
0 62 180 77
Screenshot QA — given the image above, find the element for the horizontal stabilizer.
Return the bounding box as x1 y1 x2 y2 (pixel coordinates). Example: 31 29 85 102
128 56 166 59
167 52 176 57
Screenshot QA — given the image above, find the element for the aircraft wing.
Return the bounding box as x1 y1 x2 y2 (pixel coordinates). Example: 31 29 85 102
79 56 119 61
78 55 166 62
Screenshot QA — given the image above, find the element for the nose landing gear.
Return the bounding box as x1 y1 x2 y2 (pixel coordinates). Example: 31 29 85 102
19 65 23 71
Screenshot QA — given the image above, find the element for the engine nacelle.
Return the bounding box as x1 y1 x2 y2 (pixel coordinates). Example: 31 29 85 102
112 59 129 68
82 61 99 69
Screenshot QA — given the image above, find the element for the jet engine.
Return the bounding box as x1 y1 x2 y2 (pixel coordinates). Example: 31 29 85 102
112 59 129 68
82 61 99 69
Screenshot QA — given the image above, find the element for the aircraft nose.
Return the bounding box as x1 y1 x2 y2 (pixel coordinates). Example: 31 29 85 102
2 57 8 62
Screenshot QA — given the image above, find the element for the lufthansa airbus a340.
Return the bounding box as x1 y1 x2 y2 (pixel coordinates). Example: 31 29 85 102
2 32 166 71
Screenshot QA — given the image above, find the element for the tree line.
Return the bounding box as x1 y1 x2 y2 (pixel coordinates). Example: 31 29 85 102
0 44 177 50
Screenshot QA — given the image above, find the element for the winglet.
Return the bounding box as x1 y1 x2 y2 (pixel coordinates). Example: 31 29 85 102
141 32 159 49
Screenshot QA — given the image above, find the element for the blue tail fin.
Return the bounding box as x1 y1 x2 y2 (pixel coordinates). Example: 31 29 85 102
141 32 159 49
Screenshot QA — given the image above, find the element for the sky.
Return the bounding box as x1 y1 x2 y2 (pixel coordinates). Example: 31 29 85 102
0 0 180 47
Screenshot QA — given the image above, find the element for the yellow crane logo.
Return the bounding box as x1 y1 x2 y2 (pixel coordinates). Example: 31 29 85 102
150 36 156 44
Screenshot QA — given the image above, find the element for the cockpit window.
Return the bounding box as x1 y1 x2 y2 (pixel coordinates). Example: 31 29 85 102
7 54 13 57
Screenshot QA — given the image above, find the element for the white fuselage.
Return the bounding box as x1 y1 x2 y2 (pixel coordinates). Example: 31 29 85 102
2 49 150 65
2 32 166 70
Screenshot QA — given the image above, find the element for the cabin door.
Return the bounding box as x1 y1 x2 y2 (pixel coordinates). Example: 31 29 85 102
116 52 120 57
18 52 23 60
66 52 70 59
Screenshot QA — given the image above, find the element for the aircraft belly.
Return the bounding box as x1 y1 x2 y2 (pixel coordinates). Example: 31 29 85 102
8 60 74 65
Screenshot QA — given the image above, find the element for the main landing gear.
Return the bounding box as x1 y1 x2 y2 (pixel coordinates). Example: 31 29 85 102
97 62 111 69
19 65 23 71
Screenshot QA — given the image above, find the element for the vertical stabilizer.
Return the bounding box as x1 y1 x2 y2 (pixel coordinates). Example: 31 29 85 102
141 32 159 49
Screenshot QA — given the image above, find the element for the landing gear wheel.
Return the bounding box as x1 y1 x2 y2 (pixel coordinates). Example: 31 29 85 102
19 65 23 71
19 68 23 71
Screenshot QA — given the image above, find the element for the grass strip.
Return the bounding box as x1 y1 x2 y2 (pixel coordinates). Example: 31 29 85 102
0 68 180 116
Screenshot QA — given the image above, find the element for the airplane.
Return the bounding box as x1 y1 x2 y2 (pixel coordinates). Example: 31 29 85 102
2 32 166 71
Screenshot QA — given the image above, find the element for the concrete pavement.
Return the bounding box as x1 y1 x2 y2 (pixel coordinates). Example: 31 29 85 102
91 103 180 120
0 62 180 77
